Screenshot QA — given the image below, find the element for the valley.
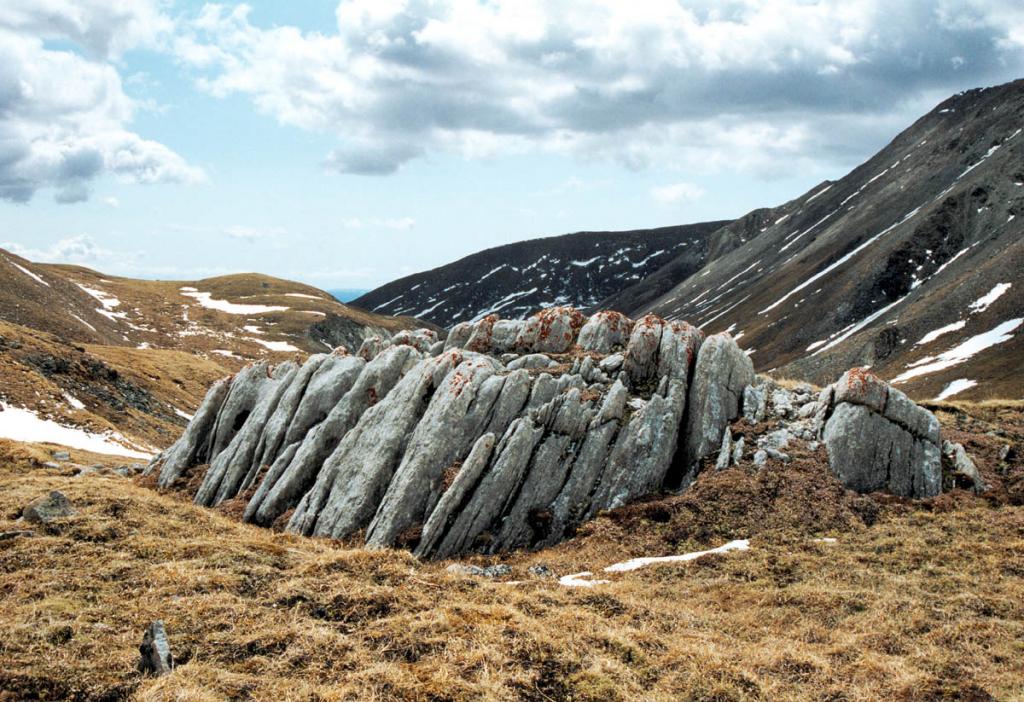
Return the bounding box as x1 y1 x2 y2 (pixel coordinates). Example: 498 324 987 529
1 72 1022 702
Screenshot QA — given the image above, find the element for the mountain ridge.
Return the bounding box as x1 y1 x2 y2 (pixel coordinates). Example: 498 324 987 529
352 221 729 328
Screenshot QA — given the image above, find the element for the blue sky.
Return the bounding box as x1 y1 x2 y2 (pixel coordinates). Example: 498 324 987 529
1 1 1022 289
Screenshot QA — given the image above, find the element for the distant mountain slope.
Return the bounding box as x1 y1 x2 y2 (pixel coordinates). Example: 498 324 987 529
0 252 424 358
0 253 429 450
617 79 1024 401
352 222 729 328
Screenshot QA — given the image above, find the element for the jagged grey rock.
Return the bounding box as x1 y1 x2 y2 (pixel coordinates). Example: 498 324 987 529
943 440 989 493
416 433 496 558
365 355 504 548
771 389 795 418
244 346 416 526
743 380 769 424
599 353 624 374
731 436 745 465
154 378 230 485
154 308 947 561
289 350 462 539
622 314 664 386
444 322 473 350
821 370 941 498
391 328 438 352
681 333 755 484
577 311 633 353
195 361 298 507
514 307 585 354
715 432 733 470
507 354 558 371
137 621 173 676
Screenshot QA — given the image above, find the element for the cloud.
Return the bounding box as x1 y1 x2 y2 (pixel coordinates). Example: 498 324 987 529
0 2 203 204
651 182 706 205
165 223 287 241
103 196 120 208
223 225 286 240
175 0 1024 178
324 143 425 176
2 234 131 265
342 216 417 231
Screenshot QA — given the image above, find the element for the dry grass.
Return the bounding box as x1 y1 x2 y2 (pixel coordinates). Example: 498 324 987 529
0 319 229 448
1 406 1023 701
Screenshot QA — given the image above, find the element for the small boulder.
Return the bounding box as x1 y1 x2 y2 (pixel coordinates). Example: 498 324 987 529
22 491 74 524
137 620 174 676
770 389 795 418
51 450 71 462
942 441 989 493
527 564 556 579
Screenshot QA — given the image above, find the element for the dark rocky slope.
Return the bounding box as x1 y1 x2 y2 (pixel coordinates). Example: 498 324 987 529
352 222 728 328
609 79 1024 401
152 309 957 557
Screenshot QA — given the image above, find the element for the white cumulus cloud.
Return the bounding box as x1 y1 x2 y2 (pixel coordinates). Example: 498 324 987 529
0 1 203 204
651 182 706 205
173 0 1024 178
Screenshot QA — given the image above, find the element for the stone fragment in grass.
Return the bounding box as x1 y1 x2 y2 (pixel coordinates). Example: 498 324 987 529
22 490 74 524
137 620 174 677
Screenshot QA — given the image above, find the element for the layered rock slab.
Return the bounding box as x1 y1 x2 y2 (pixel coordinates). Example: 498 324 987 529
151 307 745 556
818 370 942 498
150 307 946 558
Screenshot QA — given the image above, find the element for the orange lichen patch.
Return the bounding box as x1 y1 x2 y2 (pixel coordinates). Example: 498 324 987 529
591 309 633 334
633 313 665 330
534 307 586 347
466 315 498 352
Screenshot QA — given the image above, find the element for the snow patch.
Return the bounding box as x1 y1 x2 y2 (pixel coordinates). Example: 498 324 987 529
916 320 966 346
62 393 85 410
249 338 300 352
604 540 751 573
8 259 49 287
181 290 288 315
969 283 1011 314
935 379 978 401
892 318 1023 384
0 402 153 459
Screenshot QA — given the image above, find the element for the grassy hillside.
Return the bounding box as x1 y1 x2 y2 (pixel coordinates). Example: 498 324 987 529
0 400 1021 701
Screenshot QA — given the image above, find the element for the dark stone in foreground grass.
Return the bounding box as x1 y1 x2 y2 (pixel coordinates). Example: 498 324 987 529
22 491 74 524
137 620 174 677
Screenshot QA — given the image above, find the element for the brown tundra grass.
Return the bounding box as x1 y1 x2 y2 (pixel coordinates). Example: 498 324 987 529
0 399 1022 701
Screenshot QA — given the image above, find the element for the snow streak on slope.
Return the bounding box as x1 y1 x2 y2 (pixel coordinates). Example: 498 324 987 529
0 403 153 459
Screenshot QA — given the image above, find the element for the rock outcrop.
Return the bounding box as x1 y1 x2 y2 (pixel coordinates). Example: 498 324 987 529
818 370 942 498
150 307 756 557
151 310 949 557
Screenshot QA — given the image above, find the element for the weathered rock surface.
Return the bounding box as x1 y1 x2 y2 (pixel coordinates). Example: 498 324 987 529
820 370 942 498
154 309 947 558
680 333 755 485
137 621 174 676
22 491 74 524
